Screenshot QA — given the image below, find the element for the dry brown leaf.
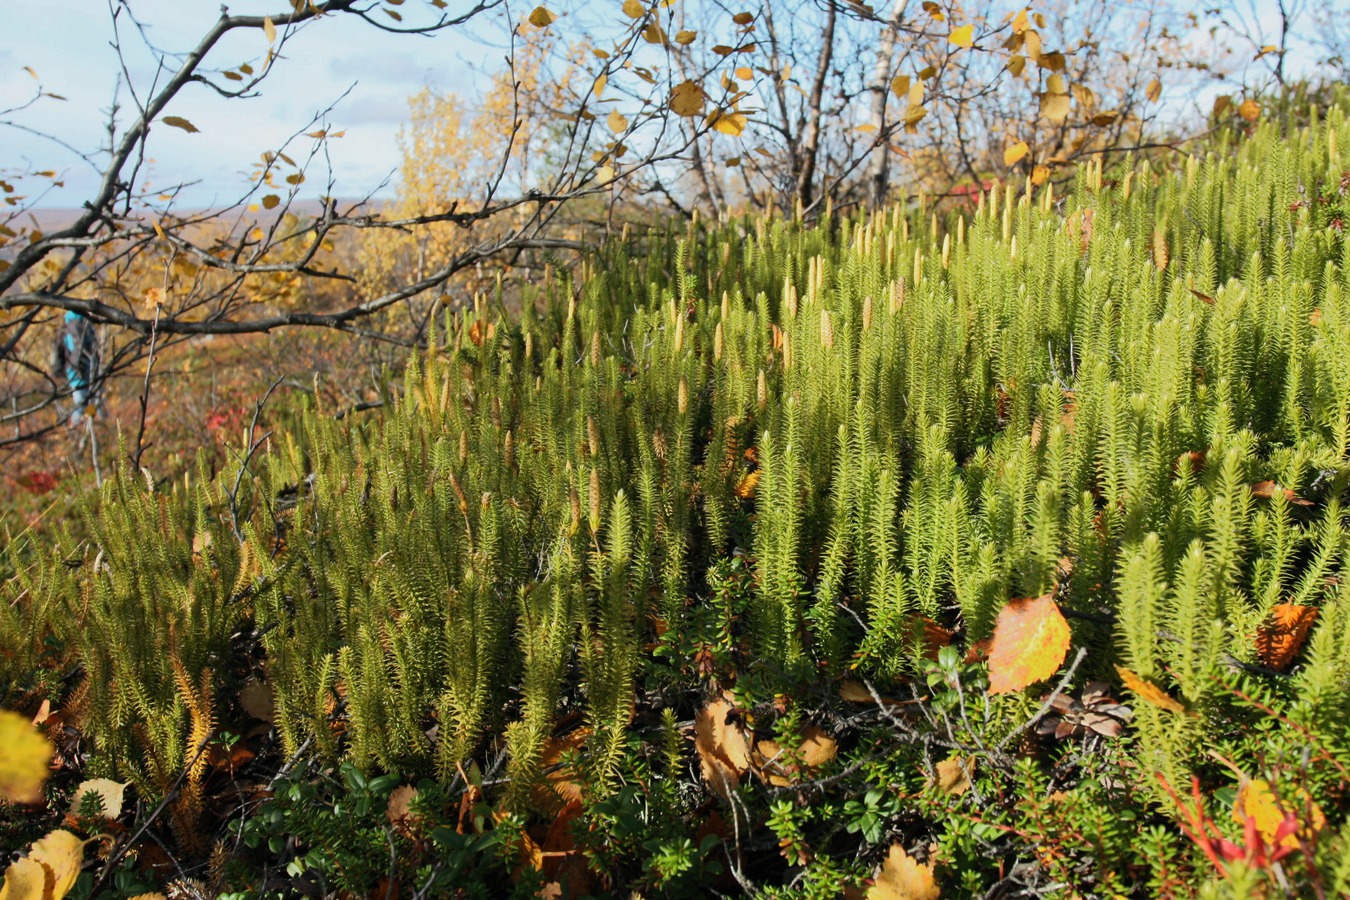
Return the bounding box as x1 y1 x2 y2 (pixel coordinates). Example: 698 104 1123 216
1114 665 1186 714
932 756 974 796
1249 480 1315 506
839 680 875 703
750 737 792 786
695 695 751 801
986 593 1071 694
798 725 838 768
1173 451 1206 477
868 843 940 899
532 728 590 813
1255 604 1318 670
1152 227 1169 270
386 784 419 827
913 617 954 661
239 679 274 723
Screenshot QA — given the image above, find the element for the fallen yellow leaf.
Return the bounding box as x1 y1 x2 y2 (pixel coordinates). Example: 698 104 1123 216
28 830 85 900
0 710 53 804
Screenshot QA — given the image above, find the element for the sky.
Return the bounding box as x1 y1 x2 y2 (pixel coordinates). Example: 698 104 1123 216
0 1 508 210
0 0 1339 210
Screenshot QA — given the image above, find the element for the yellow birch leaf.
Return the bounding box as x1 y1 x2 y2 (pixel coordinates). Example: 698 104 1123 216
669 80 706 117
1037 51 1066 71
162 116 199 134
28 831 84 900
709 109 749 135
261 194 280 209
528 6 556 27
1004 141 1029 166
674 29 697 44
1046 73 1067 94
263 16 276 44
1024 29 1041 59
1238 98 1260 121
607 109 628 133
0 857 48 900
1008 54 1026 77
1145 78 1161 102
622 0 645 18
735 66 753 80
1031 164 1050 186
68 778 126 819
1040 92 1070 122
0 710 53 804
890 75 911 99
948 24 974 48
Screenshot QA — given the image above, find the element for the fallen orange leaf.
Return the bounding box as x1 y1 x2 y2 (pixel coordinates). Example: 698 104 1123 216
932 756 974 796
1249 480 1315 506
1115 665 1186 714
986 593 1070 694
1232 778 1325 852
1255 604 1318 670
867 843 940 899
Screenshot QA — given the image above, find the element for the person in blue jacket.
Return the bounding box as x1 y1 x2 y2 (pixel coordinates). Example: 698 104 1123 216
51 311 100 426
